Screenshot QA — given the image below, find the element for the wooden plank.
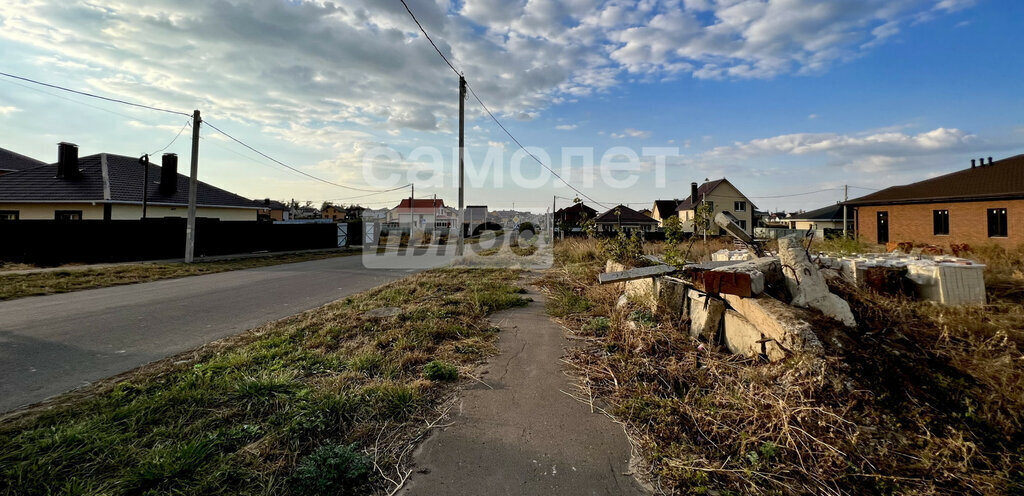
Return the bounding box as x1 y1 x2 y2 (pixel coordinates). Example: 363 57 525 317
598 264 677 284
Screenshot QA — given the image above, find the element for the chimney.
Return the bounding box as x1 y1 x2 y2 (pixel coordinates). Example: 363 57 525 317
980 157 986 167
971 159 976 168
988 156 993 165
690 182 698 203
159 153 178 195
56 142 79 179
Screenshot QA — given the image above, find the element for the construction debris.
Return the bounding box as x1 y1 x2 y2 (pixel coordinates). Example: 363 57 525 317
820 253 987 305
778 235 857 327
687 289 725 341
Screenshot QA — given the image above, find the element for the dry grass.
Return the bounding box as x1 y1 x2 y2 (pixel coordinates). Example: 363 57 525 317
0 268 528 495
0 250 356 301
542 238 1024 495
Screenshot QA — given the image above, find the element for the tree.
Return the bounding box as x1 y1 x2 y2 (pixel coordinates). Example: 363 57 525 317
694 201 714 241
663 215 686 245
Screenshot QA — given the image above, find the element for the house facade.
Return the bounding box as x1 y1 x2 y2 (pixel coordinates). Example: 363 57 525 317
387 198 456 230
846 155 1024 246
554 203 598 230
675 178 756 235
651 200 681 227
0 143 259 221
594 204 659 233
784 204 853 239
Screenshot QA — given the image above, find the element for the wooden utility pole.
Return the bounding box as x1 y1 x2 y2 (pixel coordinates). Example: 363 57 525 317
552 195 556 240
184 110 201 263
843 184 849 239
456 75 466 256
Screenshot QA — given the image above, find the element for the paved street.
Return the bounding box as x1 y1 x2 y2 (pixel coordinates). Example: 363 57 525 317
0 254 422 413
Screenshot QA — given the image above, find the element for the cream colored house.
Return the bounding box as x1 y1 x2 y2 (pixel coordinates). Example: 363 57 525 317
676 178 756 235
0 143 259 221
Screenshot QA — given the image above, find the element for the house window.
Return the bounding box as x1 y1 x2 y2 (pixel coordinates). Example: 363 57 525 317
988 208 1008 237
55 210 83 221
933 210 949 235
0 210 18 221
734 201 746 212
737 219 747 230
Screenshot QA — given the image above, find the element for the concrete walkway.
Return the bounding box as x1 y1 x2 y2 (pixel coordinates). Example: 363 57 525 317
401 281 647 496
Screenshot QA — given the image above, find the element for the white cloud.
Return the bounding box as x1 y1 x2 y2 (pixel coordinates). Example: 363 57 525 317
610 128 652 139
0 105 20 115
808 114 818 119
555 124 578 131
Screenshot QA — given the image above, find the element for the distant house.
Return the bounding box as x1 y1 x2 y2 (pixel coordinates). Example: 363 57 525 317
0 143 259 221
783 204 853 239
676 178 756 235
554 203 598 230
846 155 1024 246
651 200 681 226
322 204 346 221
292 205 321 219
388 198 456 230
254 199 289 222
595 204 659 233
0 147 45 177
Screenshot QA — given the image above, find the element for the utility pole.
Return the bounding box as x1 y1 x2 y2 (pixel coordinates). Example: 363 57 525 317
552 195 556 240
843 184 849 239
184 110 201 263
456 75 466 256
410 183 414 232
140 154 149 219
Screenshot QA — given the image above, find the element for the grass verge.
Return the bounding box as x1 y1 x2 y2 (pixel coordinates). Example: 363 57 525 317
0 268 528 495
541 237 1024 495
0 250 357 301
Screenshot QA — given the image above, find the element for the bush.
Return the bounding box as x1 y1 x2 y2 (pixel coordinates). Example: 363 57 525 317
423 360 459 381
599 230 644 265
291 444 375 496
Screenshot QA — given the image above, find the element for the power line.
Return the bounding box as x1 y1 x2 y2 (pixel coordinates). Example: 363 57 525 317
149 120 192 155
396 0 610 210
0 71 192 117
748 188 842 199
203 119 410 194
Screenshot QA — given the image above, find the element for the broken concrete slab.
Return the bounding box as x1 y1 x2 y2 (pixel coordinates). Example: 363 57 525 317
777 235 856 327
688 289 724 341
694 270 758 298
722 294 823 356
598 264 677 284
722 310 786 361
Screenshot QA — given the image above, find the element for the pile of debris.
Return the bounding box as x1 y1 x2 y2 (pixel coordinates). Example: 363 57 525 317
600 213 855 362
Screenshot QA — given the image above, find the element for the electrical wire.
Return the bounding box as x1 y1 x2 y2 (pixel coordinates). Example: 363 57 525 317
396 0 610 210
0 71 192 117
748 188 842 199
203 119 410 194
149 120 192 155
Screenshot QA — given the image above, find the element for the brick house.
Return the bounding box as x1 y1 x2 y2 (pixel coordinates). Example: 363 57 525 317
845 155 1024 246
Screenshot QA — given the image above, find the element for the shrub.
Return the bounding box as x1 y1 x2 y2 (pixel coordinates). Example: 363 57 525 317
599 230 644 265
291 444 375 496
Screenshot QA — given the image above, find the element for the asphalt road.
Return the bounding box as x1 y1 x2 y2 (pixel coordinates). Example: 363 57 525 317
0 254 423 413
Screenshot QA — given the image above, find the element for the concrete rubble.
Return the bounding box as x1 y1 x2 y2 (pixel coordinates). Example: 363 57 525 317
777 236 857 328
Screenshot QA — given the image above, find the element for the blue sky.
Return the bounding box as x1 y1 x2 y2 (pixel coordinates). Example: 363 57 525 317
1 0 1022 213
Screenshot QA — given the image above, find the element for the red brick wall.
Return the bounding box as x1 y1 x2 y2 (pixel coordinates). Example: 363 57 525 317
854 199 1024 247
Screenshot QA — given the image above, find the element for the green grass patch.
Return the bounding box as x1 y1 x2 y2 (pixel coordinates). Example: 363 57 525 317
0 250 357 301
0 268 527 495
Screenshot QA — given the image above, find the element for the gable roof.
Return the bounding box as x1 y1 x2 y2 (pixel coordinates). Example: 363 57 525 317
555 202 598 216
0 147 45 173
0 153 258 209
676 178 726 210
595 204 659 224
652 199 681 216
845 154 1024 206
396 198 445 209
786 203 847 222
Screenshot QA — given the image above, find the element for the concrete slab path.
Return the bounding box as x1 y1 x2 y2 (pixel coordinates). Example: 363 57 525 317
401 281 647 496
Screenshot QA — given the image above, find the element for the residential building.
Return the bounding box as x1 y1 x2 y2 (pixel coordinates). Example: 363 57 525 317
322 204 346 221
594 204 659 233
554 203 598 229
783 203 853 239
0 147 45 177
0 143 259 221
651 200 681 226
845 155 1024 246
675 178 756 235
254 199 289 222
291 205 321 219
387 198 456 230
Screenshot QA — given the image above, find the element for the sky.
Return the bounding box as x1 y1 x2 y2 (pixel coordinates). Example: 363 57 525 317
1 0 1022 214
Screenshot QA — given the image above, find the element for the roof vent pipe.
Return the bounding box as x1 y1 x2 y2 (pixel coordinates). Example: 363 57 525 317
57 142 79 179
160 153 178 195
988 157 993 165
690 182 698 203
971 159 976 168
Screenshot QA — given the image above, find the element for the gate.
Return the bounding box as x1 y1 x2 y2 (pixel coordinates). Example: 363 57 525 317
364 221 378 246
337 223 348 247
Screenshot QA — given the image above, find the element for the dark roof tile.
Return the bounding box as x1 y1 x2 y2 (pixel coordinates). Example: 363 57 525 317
846 154 1024 206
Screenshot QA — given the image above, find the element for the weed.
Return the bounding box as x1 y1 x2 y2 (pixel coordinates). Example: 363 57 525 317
423 360 459 381
546 285 593 317
291 444 375 496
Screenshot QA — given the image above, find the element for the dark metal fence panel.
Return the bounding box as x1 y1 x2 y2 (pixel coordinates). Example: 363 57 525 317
0 219 338 265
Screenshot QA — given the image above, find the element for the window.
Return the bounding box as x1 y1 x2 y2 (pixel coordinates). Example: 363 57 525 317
54 210 82 221
933 210 949 235
737 219 747 230
0 210 18 221
734 201 746 212
988 208 1008 237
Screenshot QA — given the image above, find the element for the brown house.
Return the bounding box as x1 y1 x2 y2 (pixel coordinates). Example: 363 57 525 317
845 155 1024 247
554 202 598 228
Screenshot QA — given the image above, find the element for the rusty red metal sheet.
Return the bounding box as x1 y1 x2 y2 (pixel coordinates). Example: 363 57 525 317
693 270 753 298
